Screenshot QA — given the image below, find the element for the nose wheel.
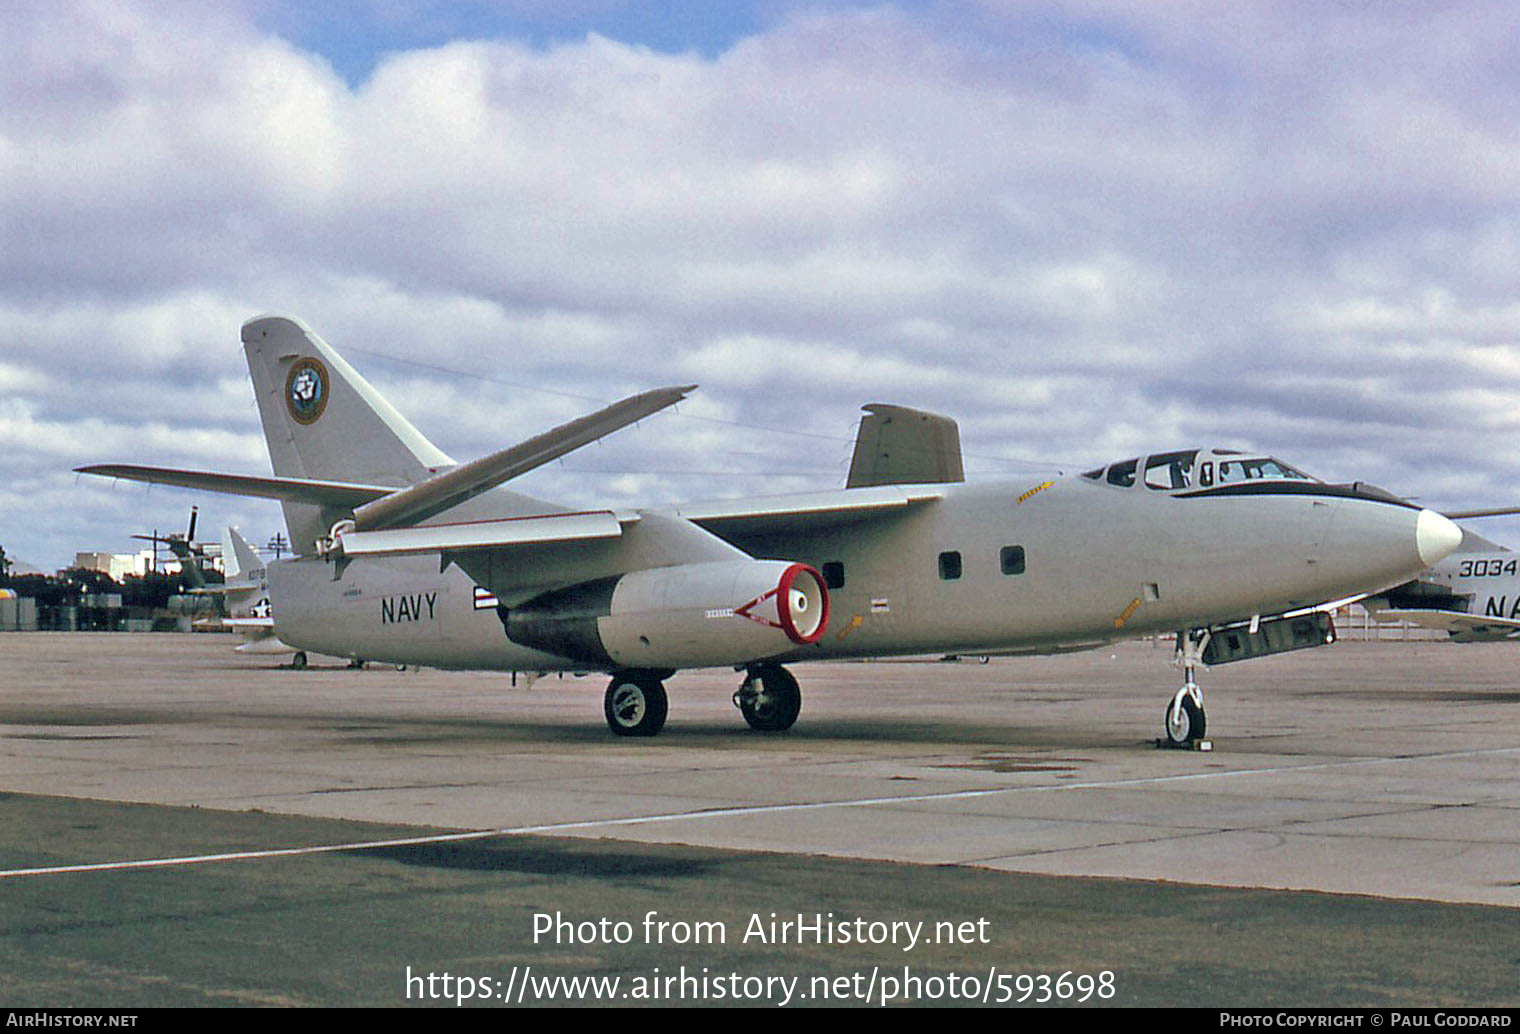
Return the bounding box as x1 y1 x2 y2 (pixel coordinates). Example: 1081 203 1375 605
604 675 668 737
1163 630 1210 749
733 664 802 732
1165 686 1206 746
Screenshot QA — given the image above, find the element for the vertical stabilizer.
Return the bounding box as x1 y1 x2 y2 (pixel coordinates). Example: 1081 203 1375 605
242 315 455 553
225 527 263 579
219 527 240 580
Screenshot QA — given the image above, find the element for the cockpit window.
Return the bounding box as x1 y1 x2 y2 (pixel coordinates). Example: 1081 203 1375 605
1085 449 1320 491
1216 457 1316 483
1143 450 1197 490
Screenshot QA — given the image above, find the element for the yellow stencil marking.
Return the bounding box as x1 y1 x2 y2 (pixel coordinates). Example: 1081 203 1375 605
1017 480 1055 505
836 615 865 641
1113 597 1142 629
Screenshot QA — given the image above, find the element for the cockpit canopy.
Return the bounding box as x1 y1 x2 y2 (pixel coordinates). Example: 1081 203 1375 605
1080 449 1319 492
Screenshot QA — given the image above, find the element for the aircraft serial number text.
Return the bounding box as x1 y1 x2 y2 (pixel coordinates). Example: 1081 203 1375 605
1458 559 1518 578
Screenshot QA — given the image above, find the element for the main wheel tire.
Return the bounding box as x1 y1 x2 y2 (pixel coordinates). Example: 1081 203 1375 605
738 665 802 732
1164 695 1206 747
605 677 668 737
291 651 308 670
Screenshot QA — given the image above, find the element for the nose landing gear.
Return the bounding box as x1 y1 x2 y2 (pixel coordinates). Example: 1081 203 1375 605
1163 630 1211 750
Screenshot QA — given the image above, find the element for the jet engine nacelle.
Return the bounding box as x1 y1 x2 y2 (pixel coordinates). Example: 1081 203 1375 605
506 559 829 670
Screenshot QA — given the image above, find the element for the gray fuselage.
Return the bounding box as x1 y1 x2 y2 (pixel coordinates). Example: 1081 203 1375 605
269 473 1438 672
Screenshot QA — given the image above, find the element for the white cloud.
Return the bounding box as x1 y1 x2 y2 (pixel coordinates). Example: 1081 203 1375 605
6 0 1520 566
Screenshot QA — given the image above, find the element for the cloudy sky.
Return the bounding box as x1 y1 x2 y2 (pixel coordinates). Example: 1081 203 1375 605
5 0 1520 571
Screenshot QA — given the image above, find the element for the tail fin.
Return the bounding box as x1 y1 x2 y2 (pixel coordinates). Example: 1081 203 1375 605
220 527 241 580
225 526 263 579
241 315 455 553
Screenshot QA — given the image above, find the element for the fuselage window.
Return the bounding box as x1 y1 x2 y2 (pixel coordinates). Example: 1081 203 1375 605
1106 459 1138 487
1000 545 1026 576
1199 461 1213 487
822 561 845 590
938 551 962 581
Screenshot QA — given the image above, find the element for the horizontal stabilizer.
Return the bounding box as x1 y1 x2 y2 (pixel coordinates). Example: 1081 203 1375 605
352 385 696 531
338 510 630 558
77 465 393 509
223 616 276 629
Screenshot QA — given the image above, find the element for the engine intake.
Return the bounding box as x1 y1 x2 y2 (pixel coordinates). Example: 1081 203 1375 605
504 560 829 670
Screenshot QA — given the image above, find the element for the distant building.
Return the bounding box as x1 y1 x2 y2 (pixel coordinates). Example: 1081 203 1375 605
73 551 152 581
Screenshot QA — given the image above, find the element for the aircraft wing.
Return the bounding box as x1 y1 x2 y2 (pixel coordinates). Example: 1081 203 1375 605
350 385 695 531
337 510 632 558
76 465 393 509
363 486 945 602
846 404 965 489
1369 608 1520 640
1444 506 1520 519
676 485 945 538
81 385 694 535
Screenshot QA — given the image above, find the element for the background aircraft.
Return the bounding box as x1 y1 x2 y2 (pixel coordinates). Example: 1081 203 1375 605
80 316 1463 745
132 507 217 601
215 525 310 664
1366 521 1520 641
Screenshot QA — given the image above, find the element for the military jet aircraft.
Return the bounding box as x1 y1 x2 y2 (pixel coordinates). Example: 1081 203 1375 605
1366 521 1520 641
79 315 1464 744
213 525 311 662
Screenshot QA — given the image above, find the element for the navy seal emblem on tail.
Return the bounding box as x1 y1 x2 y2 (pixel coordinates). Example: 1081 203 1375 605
285 357 329 424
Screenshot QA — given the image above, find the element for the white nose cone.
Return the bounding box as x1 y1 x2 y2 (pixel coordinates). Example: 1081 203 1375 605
1416 509 1463 566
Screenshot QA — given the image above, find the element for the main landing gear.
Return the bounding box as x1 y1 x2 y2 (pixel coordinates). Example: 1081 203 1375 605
733 664 802 732
1164 629 1210 749
603 673 669 737
601 664 805 736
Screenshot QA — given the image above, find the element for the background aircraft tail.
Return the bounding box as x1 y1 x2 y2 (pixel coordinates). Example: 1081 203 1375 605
241 315 456 554
224 526 264 580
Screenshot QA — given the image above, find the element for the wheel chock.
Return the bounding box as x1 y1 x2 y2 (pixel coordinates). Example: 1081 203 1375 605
1153 737 1213 752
